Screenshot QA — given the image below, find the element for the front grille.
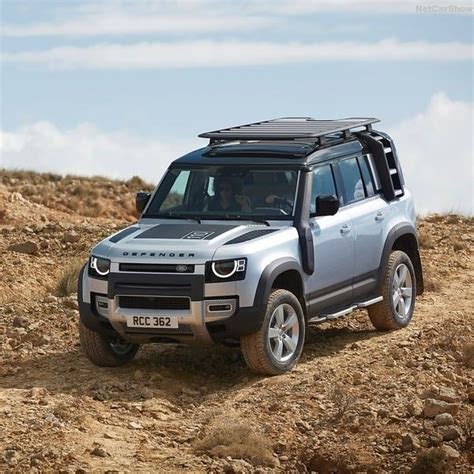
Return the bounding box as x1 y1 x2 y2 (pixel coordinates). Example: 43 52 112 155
119 263 195 273
118 296 190 310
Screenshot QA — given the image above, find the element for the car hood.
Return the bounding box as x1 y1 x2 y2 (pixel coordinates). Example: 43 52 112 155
92 221 282 264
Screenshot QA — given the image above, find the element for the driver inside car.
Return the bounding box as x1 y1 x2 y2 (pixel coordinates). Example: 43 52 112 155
208 177 252 213
265 194 293 213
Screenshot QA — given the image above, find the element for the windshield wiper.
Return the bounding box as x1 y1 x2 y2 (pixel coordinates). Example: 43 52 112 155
223 215 271 227
153 213 201 223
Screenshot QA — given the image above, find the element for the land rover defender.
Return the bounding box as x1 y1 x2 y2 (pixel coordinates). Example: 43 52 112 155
78 117 424 375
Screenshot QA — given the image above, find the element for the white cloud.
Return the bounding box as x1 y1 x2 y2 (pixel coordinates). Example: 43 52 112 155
0 121 199 183
2 0 471 39
389 92 473 215
2 39 472 70
0 0 276 37
1 14 274 37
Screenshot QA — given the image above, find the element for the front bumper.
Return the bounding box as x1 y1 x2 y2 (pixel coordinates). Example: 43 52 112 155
78 265 263 345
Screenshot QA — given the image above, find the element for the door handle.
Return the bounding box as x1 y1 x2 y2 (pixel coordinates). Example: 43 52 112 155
340 224 351 234
375 211 385 221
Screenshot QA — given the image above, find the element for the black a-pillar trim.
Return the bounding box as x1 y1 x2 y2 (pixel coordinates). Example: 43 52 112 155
294 170 314 275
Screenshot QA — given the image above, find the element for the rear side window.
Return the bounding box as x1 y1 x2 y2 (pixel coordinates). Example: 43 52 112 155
358 156 375 197
338 157 365 204
310 165 337 213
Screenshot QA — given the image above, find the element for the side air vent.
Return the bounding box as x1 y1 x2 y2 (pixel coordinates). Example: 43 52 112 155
224 229 277 245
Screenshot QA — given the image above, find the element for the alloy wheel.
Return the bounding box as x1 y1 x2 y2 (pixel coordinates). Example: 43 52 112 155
392 263 413 319
268 303 300 362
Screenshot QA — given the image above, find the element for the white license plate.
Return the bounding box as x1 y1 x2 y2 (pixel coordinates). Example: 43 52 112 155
126 315 178 329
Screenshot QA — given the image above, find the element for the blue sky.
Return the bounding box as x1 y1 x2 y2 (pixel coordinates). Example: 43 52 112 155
0 1 473 213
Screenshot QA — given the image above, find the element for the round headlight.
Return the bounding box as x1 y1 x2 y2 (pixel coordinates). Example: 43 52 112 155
91 256 110 276
211 260 237 279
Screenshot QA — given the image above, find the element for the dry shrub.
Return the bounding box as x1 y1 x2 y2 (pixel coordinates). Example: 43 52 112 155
126 175 154 191
55 259 85 297
423 272 442 293
410 448 449 474
445 214 461 224
82 202 104 218
418 232 435 249
41 172 62 182
329 384 354 421
453 241 467 251
461 412 474 458
301 441 376 473
436 333 458 351
424 214 445 224
463 342 474 368
304 451 357 474
53 400 86 424
194 416 275 466
1 169 152 221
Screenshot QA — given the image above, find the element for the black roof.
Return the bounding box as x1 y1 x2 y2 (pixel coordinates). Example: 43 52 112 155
172 139 364 168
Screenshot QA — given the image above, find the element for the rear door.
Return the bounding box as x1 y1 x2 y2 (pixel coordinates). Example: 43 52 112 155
307 163 355 313
335 153 390 300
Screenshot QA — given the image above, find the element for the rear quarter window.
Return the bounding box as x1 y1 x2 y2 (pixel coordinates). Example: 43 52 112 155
338 157 365 204
358 156 375 197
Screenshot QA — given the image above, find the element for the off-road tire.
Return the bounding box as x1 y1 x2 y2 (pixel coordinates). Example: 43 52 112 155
369 250 416 331
79 320 139 367
240 289 305 375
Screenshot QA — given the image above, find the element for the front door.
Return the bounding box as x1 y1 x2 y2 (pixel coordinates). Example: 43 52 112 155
307 164 355 314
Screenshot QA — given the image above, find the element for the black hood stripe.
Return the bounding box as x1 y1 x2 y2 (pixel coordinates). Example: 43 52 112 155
135 224 237 240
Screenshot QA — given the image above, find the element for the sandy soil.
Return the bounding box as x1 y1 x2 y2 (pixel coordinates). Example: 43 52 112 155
0 171 473 473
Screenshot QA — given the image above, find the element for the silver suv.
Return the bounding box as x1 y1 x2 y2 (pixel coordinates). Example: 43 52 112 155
78 117 424 375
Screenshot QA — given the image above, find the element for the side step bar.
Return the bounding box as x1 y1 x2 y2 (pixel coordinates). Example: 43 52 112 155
308 296 383 325
357 296 384 308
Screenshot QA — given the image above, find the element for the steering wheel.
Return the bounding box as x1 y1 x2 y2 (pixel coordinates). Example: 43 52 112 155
253 207 288 216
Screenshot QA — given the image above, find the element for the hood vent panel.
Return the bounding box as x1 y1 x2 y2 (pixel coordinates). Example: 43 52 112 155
224 229 277 245
109 226 139 243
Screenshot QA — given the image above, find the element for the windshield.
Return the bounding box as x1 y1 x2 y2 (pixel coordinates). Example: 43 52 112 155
144 166 299 220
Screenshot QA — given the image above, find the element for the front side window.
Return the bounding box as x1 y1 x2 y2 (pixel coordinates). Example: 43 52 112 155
310 165 337 213
144 166 299 220
338 157 365 204
160 170 190 211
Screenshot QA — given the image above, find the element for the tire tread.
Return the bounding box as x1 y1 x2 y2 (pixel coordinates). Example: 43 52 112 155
79 320 138 367
241 289 303 375
368 250 415 331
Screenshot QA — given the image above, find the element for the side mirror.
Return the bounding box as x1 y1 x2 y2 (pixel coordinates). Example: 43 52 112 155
136 191 151 215
315 194 339 216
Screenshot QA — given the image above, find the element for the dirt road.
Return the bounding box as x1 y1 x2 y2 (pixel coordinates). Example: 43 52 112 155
1 172 473 472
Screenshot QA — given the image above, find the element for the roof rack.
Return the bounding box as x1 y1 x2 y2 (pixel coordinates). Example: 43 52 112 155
199 117 380 146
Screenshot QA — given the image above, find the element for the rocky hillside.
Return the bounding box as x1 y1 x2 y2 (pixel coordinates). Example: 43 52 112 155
0 170 473 473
